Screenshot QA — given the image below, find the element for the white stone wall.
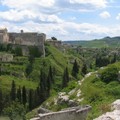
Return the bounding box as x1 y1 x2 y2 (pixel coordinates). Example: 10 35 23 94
31 106 91 120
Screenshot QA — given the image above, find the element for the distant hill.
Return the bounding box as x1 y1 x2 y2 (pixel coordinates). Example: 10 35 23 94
64 36 120 48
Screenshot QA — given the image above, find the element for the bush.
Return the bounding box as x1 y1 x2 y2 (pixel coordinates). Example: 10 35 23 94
100 66 119 83
3 101 26 120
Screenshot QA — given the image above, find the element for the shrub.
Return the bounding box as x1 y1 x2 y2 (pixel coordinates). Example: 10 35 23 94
100 66 119 83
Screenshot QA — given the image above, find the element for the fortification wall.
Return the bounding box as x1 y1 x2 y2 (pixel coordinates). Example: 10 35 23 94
31 106 91 120
9 32 46 46
0 28 46 56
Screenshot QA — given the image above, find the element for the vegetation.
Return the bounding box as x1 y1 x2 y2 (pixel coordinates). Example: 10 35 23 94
1 39 120 120
81 62 120 119
64 36 120 48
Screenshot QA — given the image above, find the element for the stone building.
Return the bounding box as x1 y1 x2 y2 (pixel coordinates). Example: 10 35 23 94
0 28 46 56
9 30 46 46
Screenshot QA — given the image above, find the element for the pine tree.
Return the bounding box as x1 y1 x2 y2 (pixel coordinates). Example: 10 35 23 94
22 86 27 106
10 80 16 101
72 59 79 78
16 86 22 103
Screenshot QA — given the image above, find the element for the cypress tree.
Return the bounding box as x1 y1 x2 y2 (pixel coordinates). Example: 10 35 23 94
82 63 87 75
10 80 16 101
39 70 46 103
0 89 3 114
28 89 33 111
49 66 54 83
46 73 51 97
25 63 33 77
16 86 22 103
22 86 27 106
72 59 79 78
66 67 69 83
0 64 2 76
62 67 69 88
35 86 40 106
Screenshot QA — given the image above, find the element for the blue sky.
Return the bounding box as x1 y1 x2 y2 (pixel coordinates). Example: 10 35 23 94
0 0 120 40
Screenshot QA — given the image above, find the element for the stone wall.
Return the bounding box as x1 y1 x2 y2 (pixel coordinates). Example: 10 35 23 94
0 53 13 62
0 28 46 56
9 32 46 46
0 28 9 43
31 106 91 120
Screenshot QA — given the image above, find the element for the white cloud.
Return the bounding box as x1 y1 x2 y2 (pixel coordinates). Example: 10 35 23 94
70 0 107 8
116 13 120 20
1 19 120 40
99 11 111 19
0 0 118 40
0 8 63 23
1 0 55 9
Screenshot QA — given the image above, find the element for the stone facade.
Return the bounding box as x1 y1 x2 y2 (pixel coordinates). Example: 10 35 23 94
30 105 91 120
0 28 46 56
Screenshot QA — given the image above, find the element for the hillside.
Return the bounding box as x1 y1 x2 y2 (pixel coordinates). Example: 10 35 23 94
0 43 85 120
36 61 120 120
64 36 120 48
1 41 120 120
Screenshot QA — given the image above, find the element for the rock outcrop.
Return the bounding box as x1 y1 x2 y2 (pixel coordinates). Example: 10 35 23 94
94 99 120 120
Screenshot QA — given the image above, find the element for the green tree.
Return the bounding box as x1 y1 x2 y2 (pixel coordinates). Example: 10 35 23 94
49 66 54 83
3 101 26 120
39 70 47 103
62 67 69 88
28 89 33 111
10 80 16 101
46 73 51 97
111 53 117 63
16 86 22 103
82 63 87 75
100 66 119 83
51 37 57 40
0 89 3 114
28 55 35 64
15 47 22 56
29 46 41 57
25 63 33 77
72 59 79 78
22 86 27 106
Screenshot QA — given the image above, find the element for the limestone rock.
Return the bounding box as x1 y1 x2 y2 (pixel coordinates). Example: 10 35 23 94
94 99 120 120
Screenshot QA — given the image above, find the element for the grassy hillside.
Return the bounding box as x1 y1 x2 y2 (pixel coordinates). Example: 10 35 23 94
81 62 120 119
64 36 120 48
0 43 85 120
32 61 120 120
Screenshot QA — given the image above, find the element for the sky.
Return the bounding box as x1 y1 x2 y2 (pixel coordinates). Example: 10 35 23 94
0 0 120 41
